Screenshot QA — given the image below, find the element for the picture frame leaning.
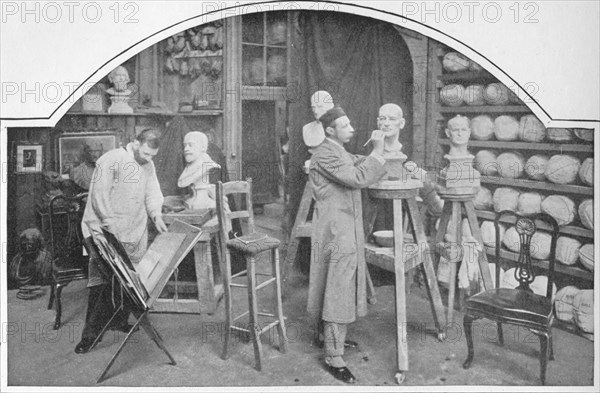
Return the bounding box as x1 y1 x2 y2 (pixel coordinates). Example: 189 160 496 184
15 144 44 173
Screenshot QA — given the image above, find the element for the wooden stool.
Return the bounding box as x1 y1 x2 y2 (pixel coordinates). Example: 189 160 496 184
216 180 288 371
434 192 493 323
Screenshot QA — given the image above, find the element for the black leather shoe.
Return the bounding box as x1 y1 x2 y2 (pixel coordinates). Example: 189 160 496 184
325 364 357 384
74 338 94 354
313 339 359 349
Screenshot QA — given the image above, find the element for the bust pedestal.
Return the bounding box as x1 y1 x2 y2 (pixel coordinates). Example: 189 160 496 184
107 92 133 114
436 154 480 196
184 186 216 211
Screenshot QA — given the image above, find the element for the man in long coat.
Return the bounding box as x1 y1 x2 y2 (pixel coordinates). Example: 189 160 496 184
307 106 386 383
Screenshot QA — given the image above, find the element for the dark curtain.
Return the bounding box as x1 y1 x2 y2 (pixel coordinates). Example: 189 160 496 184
285 12 414 270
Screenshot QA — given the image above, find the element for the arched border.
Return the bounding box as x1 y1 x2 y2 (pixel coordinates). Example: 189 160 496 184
0 0 598 130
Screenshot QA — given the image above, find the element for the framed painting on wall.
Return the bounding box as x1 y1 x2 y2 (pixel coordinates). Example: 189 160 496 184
57 132 119 177
15 144 44 173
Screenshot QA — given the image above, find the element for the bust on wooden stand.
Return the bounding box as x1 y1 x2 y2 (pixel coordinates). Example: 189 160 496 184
434 115 493 324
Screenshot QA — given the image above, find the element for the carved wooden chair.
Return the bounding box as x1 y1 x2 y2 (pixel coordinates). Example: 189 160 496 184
216 179 288 371
463 210 559 385
47 193 89 330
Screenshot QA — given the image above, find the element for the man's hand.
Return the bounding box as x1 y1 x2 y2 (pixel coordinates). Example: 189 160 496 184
370 130 385 155
153 215 168 233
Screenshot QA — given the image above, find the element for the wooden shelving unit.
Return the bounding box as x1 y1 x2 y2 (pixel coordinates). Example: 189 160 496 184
428 42 595 339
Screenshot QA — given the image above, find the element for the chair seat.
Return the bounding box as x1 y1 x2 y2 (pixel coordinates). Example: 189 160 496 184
226 232 280 256
466 288 553 327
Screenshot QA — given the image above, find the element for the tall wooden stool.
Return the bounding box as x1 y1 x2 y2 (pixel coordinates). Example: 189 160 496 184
434 191 493 323
216 179 288 371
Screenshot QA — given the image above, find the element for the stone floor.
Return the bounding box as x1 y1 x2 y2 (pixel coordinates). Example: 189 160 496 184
3 209 597 390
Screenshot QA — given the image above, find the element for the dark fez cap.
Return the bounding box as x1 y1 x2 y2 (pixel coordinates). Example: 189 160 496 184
319 106 347 129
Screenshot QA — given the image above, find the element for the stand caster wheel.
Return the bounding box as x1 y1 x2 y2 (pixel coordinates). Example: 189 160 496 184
437 332 446 341
395 371 406 384
368 297 377 305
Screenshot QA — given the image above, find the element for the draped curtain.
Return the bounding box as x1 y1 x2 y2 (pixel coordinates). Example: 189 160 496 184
285 12 414 241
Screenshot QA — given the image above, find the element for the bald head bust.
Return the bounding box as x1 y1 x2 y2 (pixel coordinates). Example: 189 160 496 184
377 103 406 156
178 131 221 210
445 115 471 157
303 90 335 147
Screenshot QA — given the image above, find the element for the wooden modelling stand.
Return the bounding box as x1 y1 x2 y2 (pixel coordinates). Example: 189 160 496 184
365 179 447 384
433 189 493 323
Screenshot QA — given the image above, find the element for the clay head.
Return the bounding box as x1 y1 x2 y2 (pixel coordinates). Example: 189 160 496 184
310 90 334 120
377 103 405 139
445 115 471 147
183 131 209 163
108 66 130 92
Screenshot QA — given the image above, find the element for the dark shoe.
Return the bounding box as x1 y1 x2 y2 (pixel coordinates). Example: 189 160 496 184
313 339 359 349
325 364 357 384
74 338 94 354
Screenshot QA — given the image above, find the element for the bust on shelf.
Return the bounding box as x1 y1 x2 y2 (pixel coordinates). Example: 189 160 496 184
106 65 133 114
437 115 481 194
177 131 221 210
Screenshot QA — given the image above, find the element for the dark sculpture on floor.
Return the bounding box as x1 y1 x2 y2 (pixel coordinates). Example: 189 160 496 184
8 228 52 298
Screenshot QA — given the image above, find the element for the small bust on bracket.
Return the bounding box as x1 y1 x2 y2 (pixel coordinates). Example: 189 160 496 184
437 115 481 195
106 65 134 114
178 131 221 210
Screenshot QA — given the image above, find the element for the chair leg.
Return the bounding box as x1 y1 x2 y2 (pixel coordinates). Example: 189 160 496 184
463 313 475 369
246 256 263 371
497 322 504 346
539 334 549 385
54 284 64 330
548 329 555 361
221 252 233 361
48 283 56 310
271 248 288 353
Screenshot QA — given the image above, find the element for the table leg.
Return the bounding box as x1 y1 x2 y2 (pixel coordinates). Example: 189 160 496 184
406 197 446 337
392 199 408 379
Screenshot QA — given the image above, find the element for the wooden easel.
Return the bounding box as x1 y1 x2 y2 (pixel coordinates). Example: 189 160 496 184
434 191 493 323
90 221 203 383
284 181 377 303
365 180 447 384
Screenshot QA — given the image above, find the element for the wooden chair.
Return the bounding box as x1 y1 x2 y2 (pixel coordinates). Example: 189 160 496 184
463 211 559 385
216 179 288 371
47 193 89 330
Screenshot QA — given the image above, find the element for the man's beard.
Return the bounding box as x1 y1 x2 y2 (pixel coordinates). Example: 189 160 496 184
133 149 148 165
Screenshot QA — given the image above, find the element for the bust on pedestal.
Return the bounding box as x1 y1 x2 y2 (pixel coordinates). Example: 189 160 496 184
437 115 481 196
177 132 221 210
106 65 133 114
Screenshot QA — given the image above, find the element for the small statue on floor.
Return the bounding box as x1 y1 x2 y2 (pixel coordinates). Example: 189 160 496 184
8 228 52 297
178 131 222 210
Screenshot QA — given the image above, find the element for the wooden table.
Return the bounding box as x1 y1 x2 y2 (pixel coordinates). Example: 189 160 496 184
365 181 447 384
151 209 224 314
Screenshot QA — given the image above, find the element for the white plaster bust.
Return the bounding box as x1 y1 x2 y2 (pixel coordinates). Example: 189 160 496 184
445 115 471 158
106 65 133 114
178 131 221 210
377 103 406 158
302 90 334 148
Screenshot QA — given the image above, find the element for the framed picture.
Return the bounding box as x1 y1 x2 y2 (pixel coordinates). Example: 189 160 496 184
57 132 119 176
16 144 44 173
